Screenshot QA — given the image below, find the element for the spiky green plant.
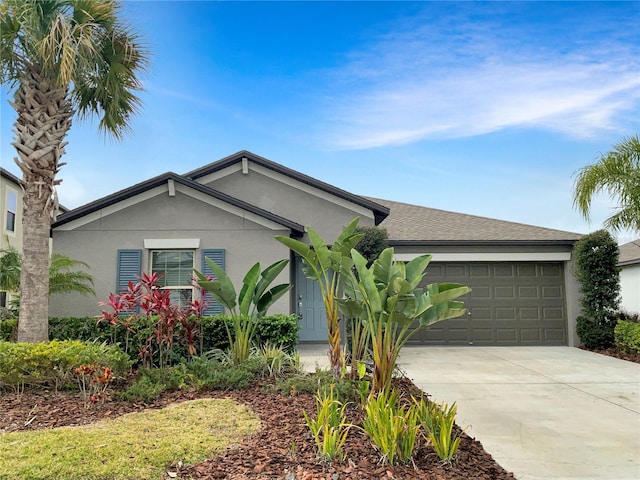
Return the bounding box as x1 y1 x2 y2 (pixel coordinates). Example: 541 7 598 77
195 259 292 365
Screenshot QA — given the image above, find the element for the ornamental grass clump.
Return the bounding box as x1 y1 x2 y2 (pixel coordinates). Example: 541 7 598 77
415 397 463 464
303 385 352 462
362 388 421 465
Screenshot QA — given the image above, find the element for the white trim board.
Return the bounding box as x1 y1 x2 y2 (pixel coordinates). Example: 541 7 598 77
394 252 572 262
144 238 200 249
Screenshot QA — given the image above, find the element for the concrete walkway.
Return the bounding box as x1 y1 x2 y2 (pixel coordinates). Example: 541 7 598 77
297 345 640 480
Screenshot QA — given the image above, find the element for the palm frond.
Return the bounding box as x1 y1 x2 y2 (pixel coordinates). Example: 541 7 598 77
0 245 22 292
49 253 95 296
573 134 640 232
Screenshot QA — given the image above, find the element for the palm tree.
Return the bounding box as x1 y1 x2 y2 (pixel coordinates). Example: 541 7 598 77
0 245 95 308
0 0 148 342
573 135 640 233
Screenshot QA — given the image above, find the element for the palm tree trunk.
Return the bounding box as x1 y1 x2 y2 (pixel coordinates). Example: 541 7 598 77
13 66 73 343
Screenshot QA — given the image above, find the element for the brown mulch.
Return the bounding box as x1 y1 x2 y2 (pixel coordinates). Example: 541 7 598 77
0 379 514 480
579 345 640 364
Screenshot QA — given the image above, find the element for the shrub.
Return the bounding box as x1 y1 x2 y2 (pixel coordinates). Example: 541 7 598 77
614 319 640 353
0 318 16 341
573 230 621 350
0 340 131 391
45 314 298 365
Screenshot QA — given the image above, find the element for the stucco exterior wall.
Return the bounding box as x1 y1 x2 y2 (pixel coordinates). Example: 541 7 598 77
0 172 23 252
200 165 376 242
50 188 292 318
620 264 640 314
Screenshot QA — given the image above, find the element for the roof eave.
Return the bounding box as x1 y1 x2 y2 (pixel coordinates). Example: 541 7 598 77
52 172 305 236
186 151 390 224
388 239 580 247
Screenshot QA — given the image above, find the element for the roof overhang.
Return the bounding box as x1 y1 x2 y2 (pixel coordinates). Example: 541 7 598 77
52 172 305 237
185 150 390 224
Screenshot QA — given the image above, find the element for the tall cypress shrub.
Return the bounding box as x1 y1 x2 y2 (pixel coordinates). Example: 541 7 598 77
574 230 621 349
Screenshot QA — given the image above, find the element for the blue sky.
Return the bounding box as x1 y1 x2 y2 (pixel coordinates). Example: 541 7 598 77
1 1 639 243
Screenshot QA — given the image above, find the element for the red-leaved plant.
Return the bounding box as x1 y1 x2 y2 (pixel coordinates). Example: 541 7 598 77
98 273 211 367
73 362 113 407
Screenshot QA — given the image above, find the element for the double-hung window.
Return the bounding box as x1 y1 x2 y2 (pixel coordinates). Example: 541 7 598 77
150 250 194 306
5 190 17 233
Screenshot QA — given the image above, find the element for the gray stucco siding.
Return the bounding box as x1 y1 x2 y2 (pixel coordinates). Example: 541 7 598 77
50 190 294 318
202 167 376 242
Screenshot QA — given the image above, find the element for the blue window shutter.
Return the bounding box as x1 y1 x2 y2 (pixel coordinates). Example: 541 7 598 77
201 249 225 315
116 249 142 293
116 249 142 315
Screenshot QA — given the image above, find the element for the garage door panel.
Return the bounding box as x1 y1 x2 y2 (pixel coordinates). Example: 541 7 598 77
469 265 490 277
471 286 491 299
542 286 562 298
493 264 515 277
518 286 539 297
495 286 516 298
409 261 567 346
520 328 543 342
496 329 518 342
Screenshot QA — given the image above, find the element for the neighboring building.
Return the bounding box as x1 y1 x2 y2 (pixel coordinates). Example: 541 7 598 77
50 151 583 346
0 167 23 308
619 240 640 314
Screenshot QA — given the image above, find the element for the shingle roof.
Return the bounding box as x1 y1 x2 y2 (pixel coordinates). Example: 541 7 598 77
367 197 582 245
185 150 390 224
619 240 640 266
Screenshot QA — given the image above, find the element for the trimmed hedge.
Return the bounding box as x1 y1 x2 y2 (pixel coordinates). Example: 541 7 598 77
614 319 640 353
0 314 299 361
0 340 131 390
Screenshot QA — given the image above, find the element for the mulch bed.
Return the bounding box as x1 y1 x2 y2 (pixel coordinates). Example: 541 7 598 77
579 345 640 364
0 378 514 480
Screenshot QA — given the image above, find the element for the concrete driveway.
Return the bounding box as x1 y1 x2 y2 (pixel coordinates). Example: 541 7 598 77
298 345 640 480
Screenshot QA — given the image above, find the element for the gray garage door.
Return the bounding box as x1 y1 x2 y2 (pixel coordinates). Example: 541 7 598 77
409 262 567 346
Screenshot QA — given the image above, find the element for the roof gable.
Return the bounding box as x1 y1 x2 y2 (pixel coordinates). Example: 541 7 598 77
369 197 582 245
185 150 390 224
53 172 305 236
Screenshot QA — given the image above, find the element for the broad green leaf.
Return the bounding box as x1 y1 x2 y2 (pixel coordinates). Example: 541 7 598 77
392 277 412 296
372 247 394 284
406 254 432 288
427 283 471 305
255 283 292 315
336 298 365 320
330 217 361 254
255 259 289 299
351 249 381 312
275 236 312 263
238 263 261 317
199 258 237 311
308 228 333 271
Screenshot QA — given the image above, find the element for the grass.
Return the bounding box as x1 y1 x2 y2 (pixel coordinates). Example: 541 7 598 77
0 399 260 480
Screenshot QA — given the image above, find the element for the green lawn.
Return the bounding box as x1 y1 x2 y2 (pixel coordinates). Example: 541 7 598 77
0 398 260 480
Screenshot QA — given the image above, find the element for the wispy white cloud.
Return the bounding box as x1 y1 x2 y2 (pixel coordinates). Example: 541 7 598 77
317 7 640 150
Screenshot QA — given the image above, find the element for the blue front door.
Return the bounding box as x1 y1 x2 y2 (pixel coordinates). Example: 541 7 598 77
295 257 328 342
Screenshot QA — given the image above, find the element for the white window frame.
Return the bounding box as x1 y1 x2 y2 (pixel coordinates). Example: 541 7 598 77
149 249 195 307
4 187 17 235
